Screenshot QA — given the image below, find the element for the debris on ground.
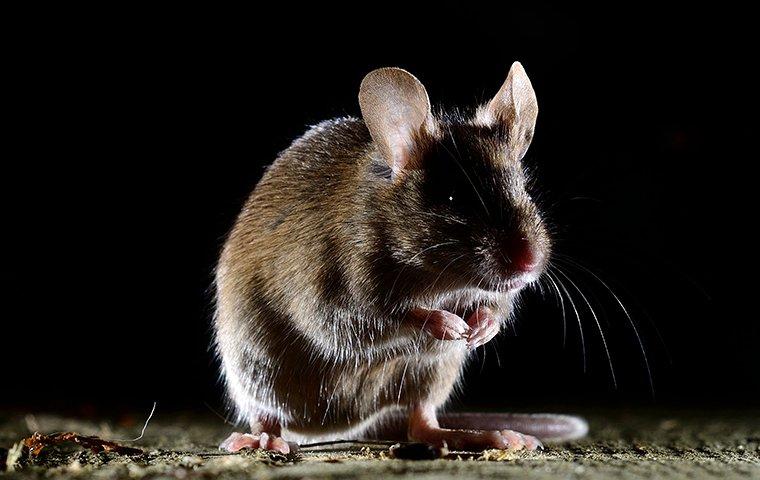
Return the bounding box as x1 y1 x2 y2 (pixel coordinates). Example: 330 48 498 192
23 432 143 457
1 410 758 479
389 441 448 460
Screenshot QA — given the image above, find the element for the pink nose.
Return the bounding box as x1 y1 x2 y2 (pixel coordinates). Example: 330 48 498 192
502 237 543 274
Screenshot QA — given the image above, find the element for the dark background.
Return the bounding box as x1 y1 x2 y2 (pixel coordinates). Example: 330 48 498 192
5 3 757 416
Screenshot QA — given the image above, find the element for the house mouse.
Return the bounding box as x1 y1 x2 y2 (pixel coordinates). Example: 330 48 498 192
214 62 588 454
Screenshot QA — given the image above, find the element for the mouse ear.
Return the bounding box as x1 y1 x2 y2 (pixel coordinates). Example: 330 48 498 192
480 61 538 161
359 68 433 175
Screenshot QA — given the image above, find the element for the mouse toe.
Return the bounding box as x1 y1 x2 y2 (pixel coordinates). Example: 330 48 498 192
220 432 260 452
499 429 543 451
219 431 291 454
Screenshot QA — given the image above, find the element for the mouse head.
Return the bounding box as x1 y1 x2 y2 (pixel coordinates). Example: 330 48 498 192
359 63 550 293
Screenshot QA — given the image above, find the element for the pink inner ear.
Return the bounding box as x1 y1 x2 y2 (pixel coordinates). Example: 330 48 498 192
386 105 431 173
387 127 413 173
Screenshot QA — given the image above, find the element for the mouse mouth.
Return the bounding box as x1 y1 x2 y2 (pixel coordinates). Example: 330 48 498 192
435 282 521 319
472 273 531 294
432 272 533 318
504 278 526 290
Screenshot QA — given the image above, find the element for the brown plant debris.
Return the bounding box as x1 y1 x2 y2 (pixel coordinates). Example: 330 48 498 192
22 432 143 457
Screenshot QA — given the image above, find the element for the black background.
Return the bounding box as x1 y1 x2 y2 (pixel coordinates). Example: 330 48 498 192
5 3 757 416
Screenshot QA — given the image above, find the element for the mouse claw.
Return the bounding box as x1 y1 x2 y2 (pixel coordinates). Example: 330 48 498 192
522 433 543 451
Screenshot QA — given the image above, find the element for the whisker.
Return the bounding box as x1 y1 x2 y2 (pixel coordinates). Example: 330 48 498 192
420 211 468 226
491 333 502 369
553 265 617 388
473 272 489 373
543 271 568 348
553 255 655 396
547 267 587 373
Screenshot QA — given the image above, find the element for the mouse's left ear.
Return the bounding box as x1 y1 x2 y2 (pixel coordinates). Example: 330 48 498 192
479 61 539 161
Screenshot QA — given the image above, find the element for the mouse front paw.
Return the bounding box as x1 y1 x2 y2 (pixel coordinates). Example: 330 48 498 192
219 431 292 454
465 307 500 349
408 308 470 341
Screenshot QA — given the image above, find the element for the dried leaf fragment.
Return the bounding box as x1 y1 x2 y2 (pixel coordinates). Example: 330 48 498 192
22 432 143 457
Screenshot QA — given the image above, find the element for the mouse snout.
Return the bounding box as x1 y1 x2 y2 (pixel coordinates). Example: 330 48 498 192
500 237 544 275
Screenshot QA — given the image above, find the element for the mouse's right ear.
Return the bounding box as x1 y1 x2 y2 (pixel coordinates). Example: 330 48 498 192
359 68 434 176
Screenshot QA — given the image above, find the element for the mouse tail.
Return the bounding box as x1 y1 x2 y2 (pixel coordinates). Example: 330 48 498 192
439 412 588 442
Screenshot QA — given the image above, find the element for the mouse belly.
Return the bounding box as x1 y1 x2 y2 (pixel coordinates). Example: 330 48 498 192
295 345 467 440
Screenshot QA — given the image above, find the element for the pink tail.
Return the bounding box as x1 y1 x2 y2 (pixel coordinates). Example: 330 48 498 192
439 412 588 442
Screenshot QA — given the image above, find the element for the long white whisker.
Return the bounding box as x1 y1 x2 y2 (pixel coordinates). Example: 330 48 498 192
554 255 654 396
554 265 617 388
544 271 568 349
547 267 586 372
473 272 489 372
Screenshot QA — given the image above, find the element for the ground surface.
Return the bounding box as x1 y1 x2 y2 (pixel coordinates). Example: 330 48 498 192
1 409 758 479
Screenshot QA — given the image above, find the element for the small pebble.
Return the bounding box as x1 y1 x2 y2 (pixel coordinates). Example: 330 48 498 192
389 442 448 460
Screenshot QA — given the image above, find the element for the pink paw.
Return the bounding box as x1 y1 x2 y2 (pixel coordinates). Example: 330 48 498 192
465 308 500 349
219 431 291 454
410 426 543 451
500 429 543 451
409 308 470 341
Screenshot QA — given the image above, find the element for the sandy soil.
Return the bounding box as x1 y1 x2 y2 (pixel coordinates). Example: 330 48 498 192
1 408 758 479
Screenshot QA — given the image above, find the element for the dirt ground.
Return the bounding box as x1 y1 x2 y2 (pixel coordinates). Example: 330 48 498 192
1 408 758 479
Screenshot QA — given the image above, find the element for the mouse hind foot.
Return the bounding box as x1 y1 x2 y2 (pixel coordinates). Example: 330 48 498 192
410 424 543 451
409 405 542 451
219 431 292 454
219 416 295 454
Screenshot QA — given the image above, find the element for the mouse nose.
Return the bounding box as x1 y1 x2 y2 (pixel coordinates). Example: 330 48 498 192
501 237 543 274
